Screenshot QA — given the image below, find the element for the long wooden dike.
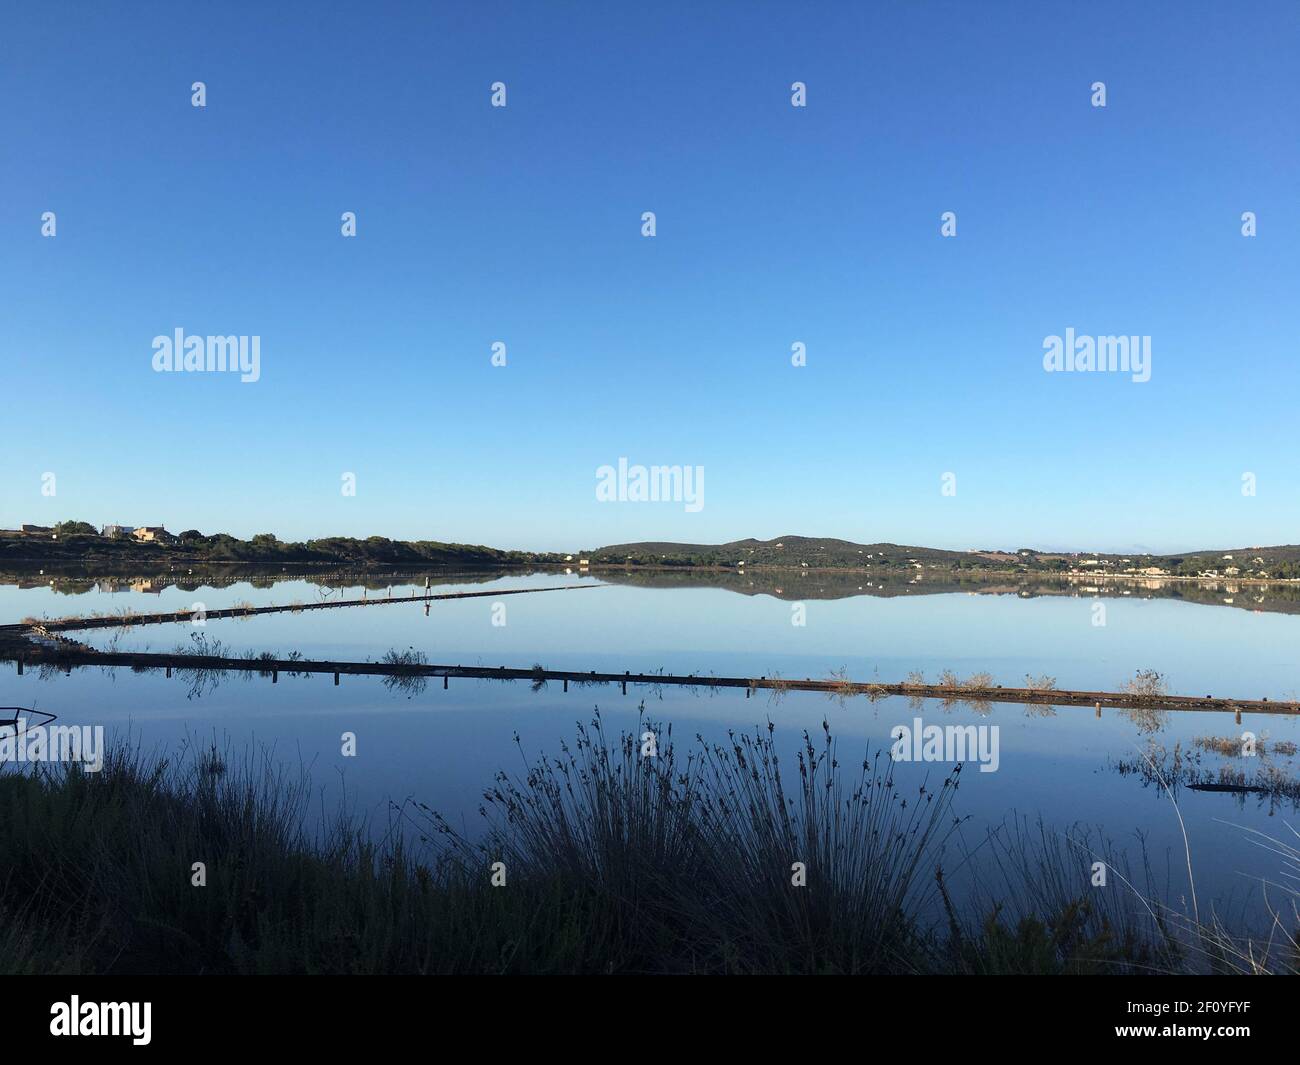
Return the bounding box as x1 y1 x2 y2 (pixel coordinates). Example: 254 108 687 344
0 582 600 636
2 640 1295 717
1 581 1293 715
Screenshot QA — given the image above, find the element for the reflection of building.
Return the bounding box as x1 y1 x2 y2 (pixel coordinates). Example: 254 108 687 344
129 579 165 594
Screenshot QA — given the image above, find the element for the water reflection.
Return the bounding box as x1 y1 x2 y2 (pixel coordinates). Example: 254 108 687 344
3 564 1300 925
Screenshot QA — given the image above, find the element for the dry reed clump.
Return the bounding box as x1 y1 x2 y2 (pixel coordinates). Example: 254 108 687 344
824 666 858 703
910 670 1000 714
763 671 794 703
1113 739 1300 811
102 606 143 632
160 632 236 697
379 648 429 696
1020 674 1059 716
529 662 548 692
1122 669 1168 699
1194 735 1298 758
1116 671 1172 733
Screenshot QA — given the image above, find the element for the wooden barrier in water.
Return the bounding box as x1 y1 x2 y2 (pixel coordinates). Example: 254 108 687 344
4 642 1297 716
0 583 601 636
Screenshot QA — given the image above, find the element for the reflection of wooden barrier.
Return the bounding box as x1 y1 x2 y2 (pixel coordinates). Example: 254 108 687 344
4 643 1297 716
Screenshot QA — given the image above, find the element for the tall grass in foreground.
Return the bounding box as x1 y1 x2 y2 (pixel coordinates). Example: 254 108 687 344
1160 823 1300 975
938 818 1181 974
422 716 962 972
0 714 1295 974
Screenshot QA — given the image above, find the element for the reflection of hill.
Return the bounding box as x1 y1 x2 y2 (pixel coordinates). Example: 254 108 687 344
594 568 1300 616
7 564 1300 619
0 563 541 598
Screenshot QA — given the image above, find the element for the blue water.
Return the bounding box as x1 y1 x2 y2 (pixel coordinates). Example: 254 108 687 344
4 569 1298 927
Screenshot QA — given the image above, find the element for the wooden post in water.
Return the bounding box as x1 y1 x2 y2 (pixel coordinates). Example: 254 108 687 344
1095 702 1100 717
1235 709 1242 725
166 666 172 678
443 674 448 689
334 672 339 686
563 678 568 692
272 670 278 684
16 659 22 675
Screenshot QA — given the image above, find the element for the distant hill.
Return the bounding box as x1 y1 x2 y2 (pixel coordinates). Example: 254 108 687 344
8 525 1300 581
583 536 984 569
582 536 1300 579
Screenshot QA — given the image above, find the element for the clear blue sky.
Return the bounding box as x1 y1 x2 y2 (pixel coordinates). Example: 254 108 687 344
2 1 1297 553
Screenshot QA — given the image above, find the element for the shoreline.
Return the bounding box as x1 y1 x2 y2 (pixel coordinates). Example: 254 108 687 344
7 552 1300 589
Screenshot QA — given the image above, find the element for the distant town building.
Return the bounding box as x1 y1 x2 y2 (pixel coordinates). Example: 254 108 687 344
133 526 172 543
20 524 52 535
102 524 130 538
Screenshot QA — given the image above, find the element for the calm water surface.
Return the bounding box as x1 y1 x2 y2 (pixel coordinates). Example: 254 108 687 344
4 568 1299 925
